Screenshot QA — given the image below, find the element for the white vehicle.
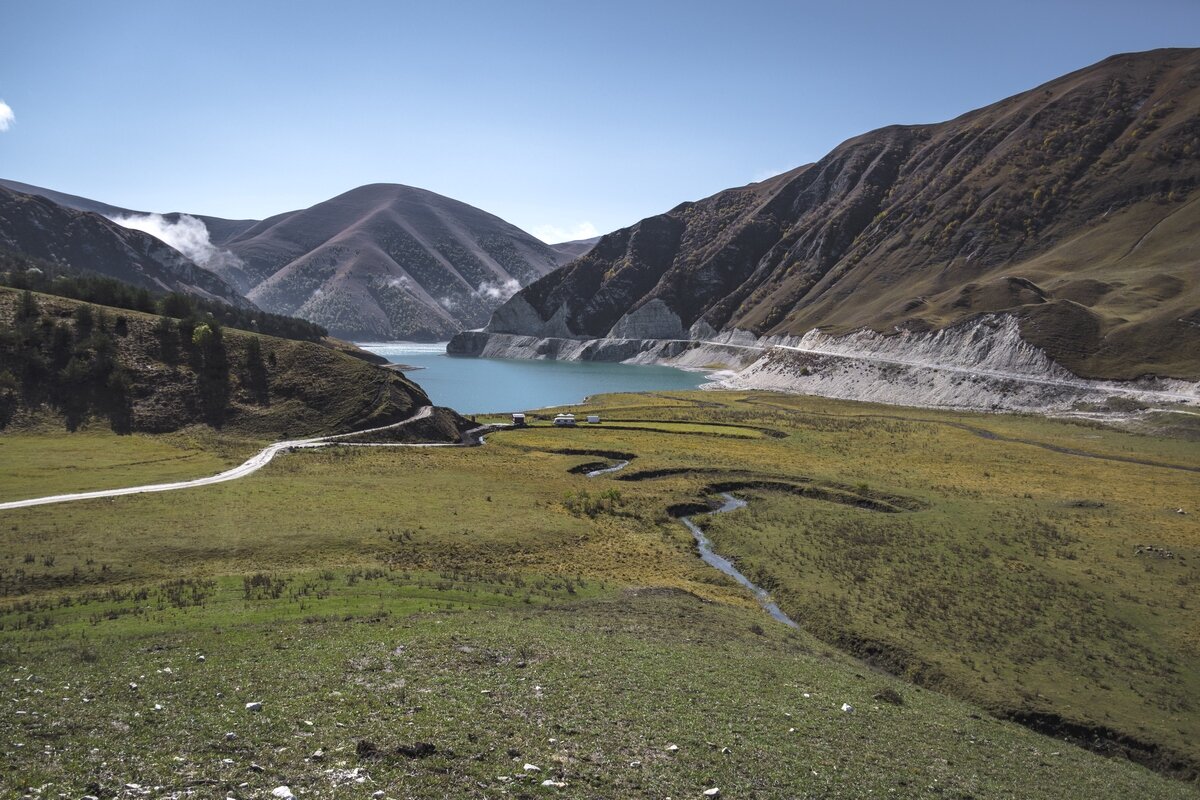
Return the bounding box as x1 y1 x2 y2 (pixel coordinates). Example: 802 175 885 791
586 415 601 424
553 413 577 427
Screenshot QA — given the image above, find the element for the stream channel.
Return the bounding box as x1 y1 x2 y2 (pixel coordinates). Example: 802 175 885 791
586 460 797 627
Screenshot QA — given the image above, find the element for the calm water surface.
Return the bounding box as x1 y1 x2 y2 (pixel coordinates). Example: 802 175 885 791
358 342 708 414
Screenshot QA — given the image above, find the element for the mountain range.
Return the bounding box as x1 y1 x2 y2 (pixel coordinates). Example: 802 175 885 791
0 185 251 309
0 180 588 341
458 48 1200 381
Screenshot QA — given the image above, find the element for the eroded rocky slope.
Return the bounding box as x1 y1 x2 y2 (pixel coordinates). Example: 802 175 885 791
460 48 1200 383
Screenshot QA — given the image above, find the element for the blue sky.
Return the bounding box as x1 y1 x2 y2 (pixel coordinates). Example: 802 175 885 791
1 0 1198 241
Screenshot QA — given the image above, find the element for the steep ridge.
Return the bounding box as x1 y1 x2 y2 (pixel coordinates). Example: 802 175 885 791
458 48 1200 384
0 179 260 255
0 180 575 342
0 186 252 309
227 184 572 341
549 235 602 260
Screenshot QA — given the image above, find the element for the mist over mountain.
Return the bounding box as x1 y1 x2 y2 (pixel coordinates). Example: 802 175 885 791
0 180 580 341
0 185 251 308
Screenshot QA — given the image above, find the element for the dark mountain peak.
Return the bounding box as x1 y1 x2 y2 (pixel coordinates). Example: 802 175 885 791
225 183 573 340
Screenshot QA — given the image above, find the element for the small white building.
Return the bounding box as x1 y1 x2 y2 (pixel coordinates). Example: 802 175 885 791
553 413 577 427
511 413 526 426
586 415 601 424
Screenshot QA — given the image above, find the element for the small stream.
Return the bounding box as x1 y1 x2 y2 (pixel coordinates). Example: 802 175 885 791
586 460 630 477
582 455 797 628
681 494 798 628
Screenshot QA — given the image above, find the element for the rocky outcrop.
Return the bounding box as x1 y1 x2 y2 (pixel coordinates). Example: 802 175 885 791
449 313 1200 413
472 48 1200 381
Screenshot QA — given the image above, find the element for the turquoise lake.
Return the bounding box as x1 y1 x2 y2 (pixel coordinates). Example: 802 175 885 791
358 342 709 414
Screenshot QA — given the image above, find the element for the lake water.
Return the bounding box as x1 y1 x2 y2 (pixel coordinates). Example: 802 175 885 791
358 342 709 414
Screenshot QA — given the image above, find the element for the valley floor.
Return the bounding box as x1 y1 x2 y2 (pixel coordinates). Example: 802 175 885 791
1 391 1197 798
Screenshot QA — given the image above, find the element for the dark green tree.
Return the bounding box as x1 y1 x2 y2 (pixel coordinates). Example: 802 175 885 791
16 289 39 322
194 322 230 425
72 304 94 341
243 336 270 405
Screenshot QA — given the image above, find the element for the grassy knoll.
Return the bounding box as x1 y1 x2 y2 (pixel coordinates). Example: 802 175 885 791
2 390 1198 795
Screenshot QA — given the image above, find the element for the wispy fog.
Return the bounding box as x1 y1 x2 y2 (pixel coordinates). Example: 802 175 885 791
108 213 243 273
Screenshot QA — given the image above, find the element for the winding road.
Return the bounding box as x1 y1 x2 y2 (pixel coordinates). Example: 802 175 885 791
0 405 466 512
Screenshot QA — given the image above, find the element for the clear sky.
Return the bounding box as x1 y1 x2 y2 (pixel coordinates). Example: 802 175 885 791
1 0 1197 241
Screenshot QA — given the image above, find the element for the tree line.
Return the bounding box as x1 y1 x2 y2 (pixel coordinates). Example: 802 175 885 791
0 289 271 432
0 248 328 343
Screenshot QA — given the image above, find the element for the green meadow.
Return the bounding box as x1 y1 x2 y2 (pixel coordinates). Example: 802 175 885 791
2 391 1197 797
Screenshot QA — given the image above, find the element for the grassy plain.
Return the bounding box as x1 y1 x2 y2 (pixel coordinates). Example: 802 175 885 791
1 390 1197 797
0 425 259 502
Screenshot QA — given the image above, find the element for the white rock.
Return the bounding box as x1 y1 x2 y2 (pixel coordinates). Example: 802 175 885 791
224 731 237 741
129 682 138 691
802 692 811 698
666 744 679 752
271 787 294 799
541 779 567 788
372 792 385 799
246 701 263 712
841 703 854 713
629 760 642 768
153 704 163 711
703 788 721 797
524 763 541 772
197 655 206 662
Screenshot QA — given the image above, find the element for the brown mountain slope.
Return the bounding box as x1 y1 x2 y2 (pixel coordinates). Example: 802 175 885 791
228 184 573 341
0 180 574 342
550 235 602 260
474 48 1200 380
0 187 252 310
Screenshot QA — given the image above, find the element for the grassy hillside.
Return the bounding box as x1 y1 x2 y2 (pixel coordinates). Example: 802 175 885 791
0 287 432 437
484 48 1200 380
1 391 1196 794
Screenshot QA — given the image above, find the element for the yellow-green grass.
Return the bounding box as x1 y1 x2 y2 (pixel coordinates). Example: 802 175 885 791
2 389 1198 790
0 427 261 502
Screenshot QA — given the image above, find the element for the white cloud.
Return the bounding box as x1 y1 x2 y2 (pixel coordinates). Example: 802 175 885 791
530 221 599 244
0 101 14 132
107 213 244 274
475 277 521 302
